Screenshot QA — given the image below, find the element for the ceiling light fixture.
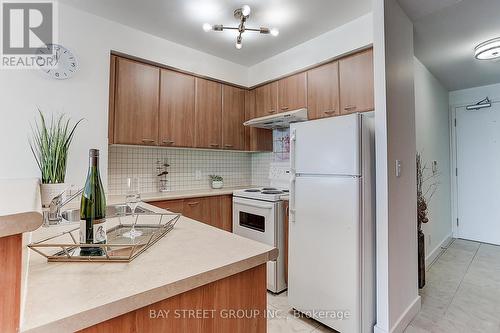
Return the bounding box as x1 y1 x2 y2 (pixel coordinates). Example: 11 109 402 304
474 37 500 60
202 5 279 50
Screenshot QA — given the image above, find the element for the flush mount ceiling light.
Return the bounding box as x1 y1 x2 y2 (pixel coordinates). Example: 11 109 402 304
203 5 279 49
474 37 500 60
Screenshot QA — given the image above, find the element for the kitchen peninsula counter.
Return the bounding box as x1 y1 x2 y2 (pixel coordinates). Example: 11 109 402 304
21 201 277 333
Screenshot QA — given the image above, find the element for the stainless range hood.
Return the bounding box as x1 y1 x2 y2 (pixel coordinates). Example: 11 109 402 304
244 108 308 129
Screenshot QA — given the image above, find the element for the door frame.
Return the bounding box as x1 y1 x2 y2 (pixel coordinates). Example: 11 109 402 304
450 99 500 240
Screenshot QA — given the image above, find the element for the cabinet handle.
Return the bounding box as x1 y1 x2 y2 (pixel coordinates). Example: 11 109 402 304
142 139 155 143
187 202 200 206
281 106 289 111
162 140 175 145
268 110 275 114
324 110 336 115
209 143 219 147
344 105 357 111
224 144 233 148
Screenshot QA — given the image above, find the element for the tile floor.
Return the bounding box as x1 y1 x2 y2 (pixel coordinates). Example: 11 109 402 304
267 292 338 332
406 238 500 333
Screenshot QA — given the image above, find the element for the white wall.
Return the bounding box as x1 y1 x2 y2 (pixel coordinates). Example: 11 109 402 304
247 13 373 86
373 0 420 332
450 82 500 106
414 58 452 264
0 4 247 189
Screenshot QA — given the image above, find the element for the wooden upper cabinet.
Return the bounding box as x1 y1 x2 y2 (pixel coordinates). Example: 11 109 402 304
245 90 273 152
339 49 374 114
307 61 340 120
278 72 307 113
222 85 245 150
255 82 278 118
159 70 195 148
114 58 160 145
195 78 222 149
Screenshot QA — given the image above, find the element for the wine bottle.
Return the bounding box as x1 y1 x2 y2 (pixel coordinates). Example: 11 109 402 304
80 149 107 256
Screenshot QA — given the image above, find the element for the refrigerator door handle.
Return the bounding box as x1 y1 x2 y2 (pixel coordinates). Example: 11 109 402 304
290 129 296 174
290 175 296 222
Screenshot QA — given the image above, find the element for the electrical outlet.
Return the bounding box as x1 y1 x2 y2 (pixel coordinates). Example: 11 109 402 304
195 170 202 180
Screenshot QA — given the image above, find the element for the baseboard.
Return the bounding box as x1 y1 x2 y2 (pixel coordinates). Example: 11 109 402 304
373 296 421 333
425 233 453 269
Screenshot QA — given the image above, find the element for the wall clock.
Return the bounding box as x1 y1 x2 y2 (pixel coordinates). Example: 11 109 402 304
36 44 78 80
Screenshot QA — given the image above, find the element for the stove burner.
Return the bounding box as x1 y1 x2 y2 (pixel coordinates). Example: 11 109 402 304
261 190 284 195
244 189 261 192
262 187 278 191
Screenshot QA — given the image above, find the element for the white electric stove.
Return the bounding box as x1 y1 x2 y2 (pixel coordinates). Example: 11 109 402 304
232 163 290 293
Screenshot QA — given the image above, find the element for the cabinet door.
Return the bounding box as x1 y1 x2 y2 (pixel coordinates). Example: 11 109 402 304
114 57 160 145
183 197 207 223
245 90 273 152
108 55 117 144
278 72 307 113
307 61 340 120
220 195 233 232
255 82 278 118
159 70 195 148
339 49 374 114
151 199 184 214
195 78 222 149
222 85 245 150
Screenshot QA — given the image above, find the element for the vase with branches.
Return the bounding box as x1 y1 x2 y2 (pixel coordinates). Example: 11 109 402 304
29 109 83 206
416 152 440 288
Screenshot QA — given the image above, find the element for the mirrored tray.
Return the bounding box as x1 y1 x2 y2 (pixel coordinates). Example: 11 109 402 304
28 211 180 262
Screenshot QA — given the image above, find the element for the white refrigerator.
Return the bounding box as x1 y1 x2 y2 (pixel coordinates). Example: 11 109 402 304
288 113 375 333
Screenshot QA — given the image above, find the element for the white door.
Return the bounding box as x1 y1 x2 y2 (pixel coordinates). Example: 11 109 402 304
291 114 360 176
288 175 360 333
456 102 500 245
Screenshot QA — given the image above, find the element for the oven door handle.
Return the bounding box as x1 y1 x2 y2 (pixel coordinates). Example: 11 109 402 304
234 201 274 210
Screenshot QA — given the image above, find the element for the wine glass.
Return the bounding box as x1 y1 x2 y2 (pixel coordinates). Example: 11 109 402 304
123 177 143 239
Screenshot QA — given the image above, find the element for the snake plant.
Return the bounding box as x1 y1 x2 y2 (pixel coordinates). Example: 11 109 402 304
29 109 83 184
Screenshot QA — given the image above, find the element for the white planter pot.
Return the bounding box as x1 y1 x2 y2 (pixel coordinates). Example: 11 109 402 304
40 183 67 208
211 180 223 189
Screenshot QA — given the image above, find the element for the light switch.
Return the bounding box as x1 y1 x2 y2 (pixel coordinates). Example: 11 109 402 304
395 160 402 178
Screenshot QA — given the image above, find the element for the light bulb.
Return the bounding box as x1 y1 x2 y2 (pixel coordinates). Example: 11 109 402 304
202 23 212 32
235 42 242 50
270 28 279 37
241 5 251 17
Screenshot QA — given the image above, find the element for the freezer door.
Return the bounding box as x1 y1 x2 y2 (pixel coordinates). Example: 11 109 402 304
291 114 360 176
288 175 361 333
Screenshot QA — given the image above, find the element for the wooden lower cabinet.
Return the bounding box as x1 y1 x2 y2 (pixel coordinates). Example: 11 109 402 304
151 195 233 233
79 264 267 333
0 234 22 333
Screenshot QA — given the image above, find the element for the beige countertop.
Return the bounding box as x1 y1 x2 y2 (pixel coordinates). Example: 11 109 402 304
107 186 252 203
0 178 43 237
21 201 277 333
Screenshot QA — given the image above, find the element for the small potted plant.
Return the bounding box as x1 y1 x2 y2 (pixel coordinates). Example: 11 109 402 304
209 175 224 189
29 110 83 207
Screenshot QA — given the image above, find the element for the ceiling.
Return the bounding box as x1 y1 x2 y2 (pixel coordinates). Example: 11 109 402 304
399 0 500 91
58 0 371 66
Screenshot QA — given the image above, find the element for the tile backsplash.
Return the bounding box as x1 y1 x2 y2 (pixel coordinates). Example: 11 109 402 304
108 146 253 194
108 128 289 194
